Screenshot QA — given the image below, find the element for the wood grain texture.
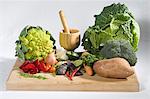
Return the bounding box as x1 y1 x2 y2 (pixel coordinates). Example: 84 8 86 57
6 60 139 91
59 29 80 51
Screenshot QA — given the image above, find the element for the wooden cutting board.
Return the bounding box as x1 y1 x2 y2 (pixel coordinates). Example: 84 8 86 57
6 59 139 91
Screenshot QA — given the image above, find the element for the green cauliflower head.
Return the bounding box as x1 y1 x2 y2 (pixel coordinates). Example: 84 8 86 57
15 26 55 61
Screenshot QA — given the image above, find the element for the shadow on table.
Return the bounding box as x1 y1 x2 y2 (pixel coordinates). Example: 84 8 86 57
135 19 150 91
0 57 16 91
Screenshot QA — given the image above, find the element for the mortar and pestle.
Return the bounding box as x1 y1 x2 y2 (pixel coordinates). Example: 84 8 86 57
59 10 80 51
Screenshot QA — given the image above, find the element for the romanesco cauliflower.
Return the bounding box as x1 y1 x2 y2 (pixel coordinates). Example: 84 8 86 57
15 26 55 60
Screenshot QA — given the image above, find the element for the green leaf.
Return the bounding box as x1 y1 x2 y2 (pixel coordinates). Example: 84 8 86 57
73 60 83 67
81 54 98 67
95 3 133 28
20 25 30 37
21 45 28 53
19 72 47 80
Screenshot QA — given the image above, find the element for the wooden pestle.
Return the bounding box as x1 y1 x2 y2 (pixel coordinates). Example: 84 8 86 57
59 10 70 34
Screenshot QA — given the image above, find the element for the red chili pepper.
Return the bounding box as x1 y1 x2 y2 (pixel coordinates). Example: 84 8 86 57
20 60 30 69
37 62 47 72
70 67 80 79
20 63 38 74
33 59 40 67
20 59 53 74
65 71 72 80
65 67 81 81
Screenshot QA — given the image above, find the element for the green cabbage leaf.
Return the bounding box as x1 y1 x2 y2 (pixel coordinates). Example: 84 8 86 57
82 3 140 56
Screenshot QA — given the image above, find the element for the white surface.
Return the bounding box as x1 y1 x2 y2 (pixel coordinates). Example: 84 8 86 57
0 0 150 99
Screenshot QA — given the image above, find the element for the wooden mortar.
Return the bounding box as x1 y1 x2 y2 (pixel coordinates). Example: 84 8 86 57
59 29 80 51
59 10 80 51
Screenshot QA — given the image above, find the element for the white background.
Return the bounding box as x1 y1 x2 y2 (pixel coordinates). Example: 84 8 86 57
0 0 150 99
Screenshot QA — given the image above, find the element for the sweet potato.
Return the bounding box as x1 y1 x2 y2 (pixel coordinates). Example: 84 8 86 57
93 58 134 78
